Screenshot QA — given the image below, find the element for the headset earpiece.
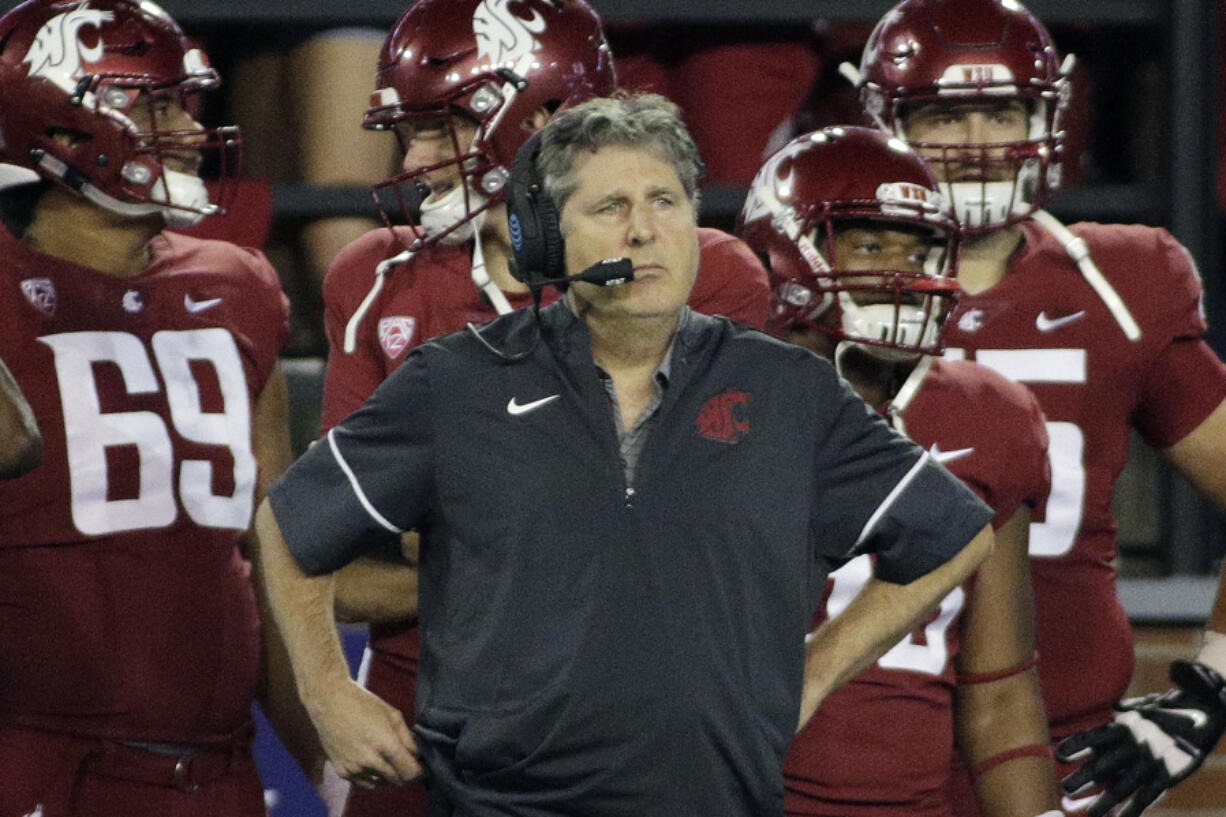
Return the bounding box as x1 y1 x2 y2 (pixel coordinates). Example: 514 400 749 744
506 130 566 287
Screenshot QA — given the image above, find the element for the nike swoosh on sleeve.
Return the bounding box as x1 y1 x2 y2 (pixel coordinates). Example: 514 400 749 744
929 443 974 464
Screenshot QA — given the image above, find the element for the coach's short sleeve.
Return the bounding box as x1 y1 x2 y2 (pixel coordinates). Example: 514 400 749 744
268 351 435 575
811 367 992 584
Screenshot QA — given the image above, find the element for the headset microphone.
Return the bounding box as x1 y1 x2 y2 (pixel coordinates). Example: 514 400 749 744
515 256 635 290
574 257 635 286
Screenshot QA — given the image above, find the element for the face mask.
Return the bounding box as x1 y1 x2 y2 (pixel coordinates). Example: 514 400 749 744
838 293 941 361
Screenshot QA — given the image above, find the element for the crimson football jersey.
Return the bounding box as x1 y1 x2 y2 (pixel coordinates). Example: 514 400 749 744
0 228 290 744
941 219 1226 739
785 358 1049 817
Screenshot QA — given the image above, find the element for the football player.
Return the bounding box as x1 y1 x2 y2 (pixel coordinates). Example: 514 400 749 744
739 125 1062 817
846 1 1226 815
317 1 771 814
0 0 316 813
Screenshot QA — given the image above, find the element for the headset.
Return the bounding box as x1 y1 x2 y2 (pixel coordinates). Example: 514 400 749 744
506 130 565 287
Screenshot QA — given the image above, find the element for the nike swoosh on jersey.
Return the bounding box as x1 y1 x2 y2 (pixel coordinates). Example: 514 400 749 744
185 294 224 313
1035 310 1087 332
507 394 560 416
929 443 974 464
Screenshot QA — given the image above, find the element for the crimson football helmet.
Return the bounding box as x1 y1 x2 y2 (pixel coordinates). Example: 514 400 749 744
0 0 239 227
854 0 1071 231
737 126 959 359
364 0 616 249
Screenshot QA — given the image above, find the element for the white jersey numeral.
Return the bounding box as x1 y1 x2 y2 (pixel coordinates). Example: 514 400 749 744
946 347 1087 558
39 329 255 535
824 554 965 676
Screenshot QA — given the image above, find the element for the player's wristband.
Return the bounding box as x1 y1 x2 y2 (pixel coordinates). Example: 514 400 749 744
957 652 1039 685
1196 630 1226 677
973 743 1054 777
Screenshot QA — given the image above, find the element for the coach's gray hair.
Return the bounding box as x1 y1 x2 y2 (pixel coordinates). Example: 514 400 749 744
536 93 705 214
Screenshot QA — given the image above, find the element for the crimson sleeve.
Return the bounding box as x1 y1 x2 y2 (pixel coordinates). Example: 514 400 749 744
984 382 1051 528
690 228 771 329
1133 338 1226 448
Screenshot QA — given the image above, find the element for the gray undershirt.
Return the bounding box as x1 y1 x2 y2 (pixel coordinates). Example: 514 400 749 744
597 367 668 489
593 319 681 487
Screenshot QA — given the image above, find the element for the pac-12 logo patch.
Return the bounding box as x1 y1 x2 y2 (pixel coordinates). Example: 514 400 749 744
378 316 417 359
696 388 751 443
20 278 56 315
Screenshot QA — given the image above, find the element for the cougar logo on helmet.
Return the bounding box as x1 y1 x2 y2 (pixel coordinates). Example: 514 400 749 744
742 156 829 279
23 4 114 93
474 0 546 67
741 139 806 235
739 166 788 228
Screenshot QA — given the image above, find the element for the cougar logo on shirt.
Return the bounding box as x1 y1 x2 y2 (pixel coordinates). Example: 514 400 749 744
122 289 143 313
23 4 115 94
20 278 56 316
957 308 985 333
474 0 546 68
696 389 751 443
378 316 417 359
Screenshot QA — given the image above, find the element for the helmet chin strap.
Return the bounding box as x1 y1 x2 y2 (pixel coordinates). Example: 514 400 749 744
468 212 514 315
791 231 839 322
35 152 214 228
832 339 858 378
417 184 514 313
884 354 934 437
343 116 503 356
834 341 932 438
